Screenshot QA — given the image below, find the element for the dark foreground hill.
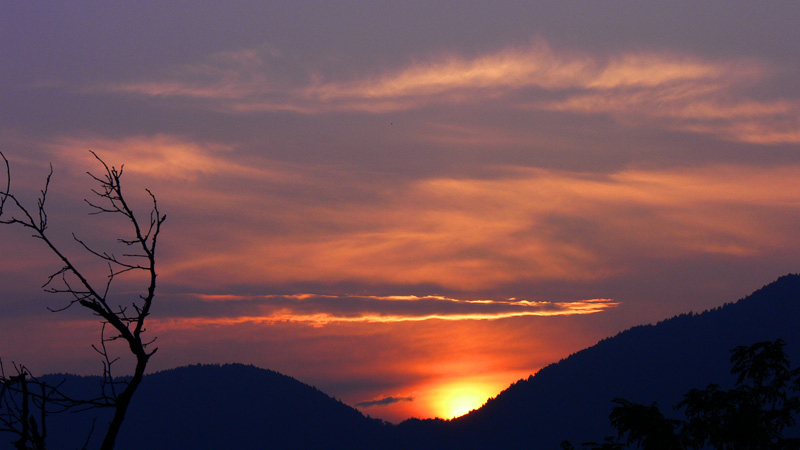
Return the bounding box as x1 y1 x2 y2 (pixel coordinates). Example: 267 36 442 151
118 364 388 450
6 274 800 449
34 364 387 450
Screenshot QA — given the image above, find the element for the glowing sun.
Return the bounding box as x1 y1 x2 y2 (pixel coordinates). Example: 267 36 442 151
432 381 495 419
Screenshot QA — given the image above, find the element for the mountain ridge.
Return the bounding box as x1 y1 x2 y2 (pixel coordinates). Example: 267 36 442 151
5 274 799 449
436 273 800 449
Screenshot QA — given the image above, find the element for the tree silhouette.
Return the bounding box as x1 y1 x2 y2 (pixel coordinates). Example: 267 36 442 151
678 340 800 450
0 152 165 450
570 339 800 450
607 399 682 450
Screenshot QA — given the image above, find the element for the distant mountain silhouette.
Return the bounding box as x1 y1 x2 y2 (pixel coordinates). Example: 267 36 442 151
121 364 389 449
20 364 387 450
5 274 799 449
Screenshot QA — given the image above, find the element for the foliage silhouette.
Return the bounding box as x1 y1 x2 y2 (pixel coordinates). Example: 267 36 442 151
572 339 800 450
0 152 165 450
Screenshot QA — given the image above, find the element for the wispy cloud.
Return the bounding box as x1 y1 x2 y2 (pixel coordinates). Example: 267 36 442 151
29 134 800 296
94 45 316 113
96 41 799 144
28 132 800 293
305 43 590 103
137 160 800 293
355 395 415 408
47 134 306 182
304 45 732 106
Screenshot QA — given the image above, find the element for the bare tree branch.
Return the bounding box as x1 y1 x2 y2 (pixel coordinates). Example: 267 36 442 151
0 150 166 450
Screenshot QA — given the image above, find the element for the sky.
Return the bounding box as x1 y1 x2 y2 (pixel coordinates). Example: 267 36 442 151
1 1 800 422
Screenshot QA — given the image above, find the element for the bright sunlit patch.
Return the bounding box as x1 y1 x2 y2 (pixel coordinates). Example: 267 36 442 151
431 381 496 419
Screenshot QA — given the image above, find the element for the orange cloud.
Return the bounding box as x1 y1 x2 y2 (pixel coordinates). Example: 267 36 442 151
306 46 733 105
26 135 800 295
46 134 301 182
151 294 618 328
145 157 800 292
301 46 795 147
306 43 589 102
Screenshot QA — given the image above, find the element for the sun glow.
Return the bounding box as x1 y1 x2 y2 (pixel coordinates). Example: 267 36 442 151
431 381 497 419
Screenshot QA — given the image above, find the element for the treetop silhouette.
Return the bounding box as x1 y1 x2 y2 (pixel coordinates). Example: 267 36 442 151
570 339 800 450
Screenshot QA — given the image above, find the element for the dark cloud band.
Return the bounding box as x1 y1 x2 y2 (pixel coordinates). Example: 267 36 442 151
355 395 415 408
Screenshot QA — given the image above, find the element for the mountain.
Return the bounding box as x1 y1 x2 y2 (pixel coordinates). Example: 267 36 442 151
424 273 800 449
26 364 387 450
117 364 388 450
5 274 800 449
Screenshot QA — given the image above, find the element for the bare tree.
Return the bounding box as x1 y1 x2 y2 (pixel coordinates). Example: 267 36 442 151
0 151 166 450
0 361 69 450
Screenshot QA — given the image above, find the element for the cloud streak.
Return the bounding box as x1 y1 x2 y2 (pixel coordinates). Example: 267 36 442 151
355 395 415 408
305 45 732 104
143 161 800 293
97 41 799 144
21 134 800 295
155 294 618 327
46 134 303 183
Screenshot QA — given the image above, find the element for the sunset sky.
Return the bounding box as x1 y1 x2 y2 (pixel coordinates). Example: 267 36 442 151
2 1 800 422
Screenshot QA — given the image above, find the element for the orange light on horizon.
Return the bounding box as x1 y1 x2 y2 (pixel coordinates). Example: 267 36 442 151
428 379 500 419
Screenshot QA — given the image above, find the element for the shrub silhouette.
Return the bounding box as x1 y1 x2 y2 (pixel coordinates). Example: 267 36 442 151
569 339 800 450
